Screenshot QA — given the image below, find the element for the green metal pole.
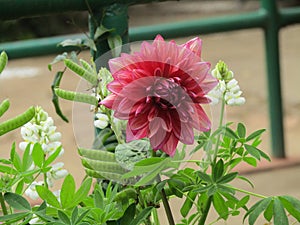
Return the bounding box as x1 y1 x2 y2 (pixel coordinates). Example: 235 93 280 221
261 0 285 158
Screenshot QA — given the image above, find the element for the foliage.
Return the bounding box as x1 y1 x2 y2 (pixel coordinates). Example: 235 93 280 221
1 34 300 225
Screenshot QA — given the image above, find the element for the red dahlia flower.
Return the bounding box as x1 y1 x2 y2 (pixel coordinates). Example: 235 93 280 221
101 35 217 156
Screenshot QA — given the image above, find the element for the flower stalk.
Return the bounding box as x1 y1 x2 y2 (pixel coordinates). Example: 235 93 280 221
0 192 8 215
161 188 175 225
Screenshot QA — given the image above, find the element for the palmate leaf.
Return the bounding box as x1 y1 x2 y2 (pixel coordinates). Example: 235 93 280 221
244 197 273 225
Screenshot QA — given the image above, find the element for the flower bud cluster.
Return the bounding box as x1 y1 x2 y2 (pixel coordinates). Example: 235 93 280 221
207 61 245 106
19 107 68 201
19 106 63 155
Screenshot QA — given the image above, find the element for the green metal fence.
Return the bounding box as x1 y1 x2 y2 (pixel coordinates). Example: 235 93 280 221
1 0 300 158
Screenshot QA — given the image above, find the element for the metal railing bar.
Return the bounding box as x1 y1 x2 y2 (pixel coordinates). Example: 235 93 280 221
0 0 172 20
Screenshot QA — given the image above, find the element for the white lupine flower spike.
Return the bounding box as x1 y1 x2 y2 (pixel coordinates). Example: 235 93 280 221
207 61 245 106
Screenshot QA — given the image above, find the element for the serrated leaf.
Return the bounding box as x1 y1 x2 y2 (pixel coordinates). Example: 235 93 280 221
273 197 289 225
61 174 76 209
36 185 60 208
4 192 31 211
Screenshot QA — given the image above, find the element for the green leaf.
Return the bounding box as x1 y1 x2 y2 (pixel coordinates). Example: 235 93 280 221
108 35 122 57
224 127 239 139
237 195 250 209
180 191 197 217
58 210 71 225
36 185 61 208
0 164 18 175
212 159 224 182
129 206 153 225
122 157 166 179
71 206 78 224
247 197 273 225
279 196 300 222
196 171 212 183
0 51 8 74
51 71 69 122
61 174 76 209
94 25 114 40
243 157 257 167
263 199 273 222
244 144 261 160
246 129 266 142
0 212 30 223
273 197 289 225
237 175 255 188
32 143 45 168
22 143 33 171
118 203 136 225
217 172 238 184
73 177 92 205
44 146 62 167
237 123 246 138
48 52 68 71
74 209 90 224
213 192 229 220
4 192 31 211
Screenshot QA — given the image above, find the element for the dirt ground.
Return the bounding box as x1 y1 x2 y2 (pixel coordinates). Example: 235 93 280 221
1 1 300 224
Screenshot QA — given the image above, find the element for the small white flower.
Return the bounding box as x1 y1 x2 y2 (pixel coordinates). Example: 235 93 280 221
29 216 43 224
47 162 68 182
94 113 109 129
25 181 43 200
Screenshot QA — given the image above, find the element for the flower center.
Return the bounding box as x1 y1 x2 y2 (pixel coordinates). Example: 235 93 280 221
146 77 186 110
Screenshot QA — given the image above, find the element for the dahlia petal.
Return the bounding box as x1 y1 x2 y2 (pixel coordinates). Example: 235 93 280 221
161 133 179 157
100 94 116 109
192 104 212 132
181 37 202 57
179 122 194 144
129 112 149 131
126 121 148 142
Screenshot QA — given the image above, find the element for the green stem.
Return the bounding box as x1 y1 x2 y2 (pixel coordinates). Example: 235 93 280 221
161 188 175 225
212 98 226 164
198 196 213 225
230 186 267 199
0 192 8 215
